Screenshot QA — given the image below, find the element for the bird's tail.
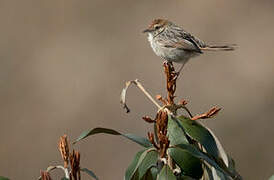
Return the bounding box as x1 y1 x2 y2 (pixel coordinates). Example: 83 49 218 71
201 44 237 51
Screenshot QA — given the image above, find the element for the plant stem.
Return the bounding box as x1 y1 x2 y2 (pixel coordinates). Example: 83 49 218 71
134 79 162 109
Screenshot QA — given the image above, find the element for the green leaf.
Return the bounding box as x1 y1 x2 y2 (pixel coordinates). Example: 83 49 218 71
177 116 243 179
269 175 274 180
81 168 98 180
203 162 230 180
201 163 214 180
130 168 155 180
167 115 203 178
140 169 154 180
124 134 152 148
129 169 140 180
125 148 156 180
0 176 9 180
138 150 158 179
168 148 203 179
157 164 176 180
125 149 146 180
167 115 188 145
177 115 220 159
171 116 242 180
203 157 242 180
150 167 158 180
73 127 152 148
173 144 233 178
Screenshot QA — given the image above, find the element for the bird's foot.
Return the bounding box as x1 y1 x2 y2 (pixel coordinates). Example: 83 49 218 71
173 71 181 80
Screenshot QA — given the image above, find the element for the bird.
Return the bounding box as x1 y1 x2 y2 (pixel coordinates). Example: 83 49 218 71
143 19 236 74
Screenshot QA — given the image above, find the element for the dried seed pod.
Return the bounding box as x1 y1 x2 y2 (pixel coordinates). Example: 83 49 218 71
70 150 81 180
58 135 70 168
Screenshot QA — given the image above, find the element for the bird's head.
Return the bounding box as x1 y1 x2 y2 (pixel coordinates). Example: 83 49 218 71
143 19 169 36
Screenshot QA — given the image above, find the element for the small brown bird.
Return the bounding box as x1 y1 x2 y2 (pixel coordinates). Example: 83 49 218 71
143 19 235 74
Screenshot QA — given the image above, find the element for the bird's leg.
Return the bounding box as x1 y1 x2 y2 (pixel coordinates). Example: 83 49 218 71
177 62 186 75
175 61 186 78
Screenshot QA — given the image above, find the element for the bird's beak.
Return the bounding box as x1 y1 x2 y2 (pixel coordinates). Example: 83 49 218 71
142 29 151 33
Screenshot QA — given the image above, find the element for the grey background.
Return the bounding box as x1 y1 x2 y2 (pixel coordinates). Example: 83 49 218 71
0 0 274 179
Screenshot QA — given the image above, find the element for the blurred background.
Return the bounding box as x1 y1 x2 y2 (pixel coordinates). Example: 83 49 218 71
0 0 273 179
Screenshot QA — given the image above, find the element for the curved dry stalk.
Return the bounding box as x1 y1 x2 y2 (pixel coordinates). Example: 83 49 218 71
120 79 161 113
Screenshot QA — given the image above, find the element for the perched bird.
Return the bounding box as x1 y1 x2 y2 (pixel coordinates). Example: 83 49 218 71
143 19 235 74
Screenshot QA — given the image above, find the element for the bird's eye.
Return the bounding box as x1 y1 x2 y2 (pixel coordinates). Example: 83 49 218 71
154 25 160 30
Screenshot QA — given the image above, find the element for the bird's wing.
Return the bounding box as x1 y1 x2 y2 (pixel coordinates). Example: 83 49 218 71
157 27 205 53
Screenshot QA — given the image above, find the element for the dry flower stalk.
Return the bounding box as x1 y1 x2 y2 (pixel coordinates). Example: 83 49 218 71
70 150 81 180
144 63 177 159
142 116 156 123
58 134 70 168
191 107 221 120
164 62 177 105
156 110 170 158
148 132 159 150
156 94 168 105
158 132 170 158
178 98 188 106
156 110 168 136
146 110 170 158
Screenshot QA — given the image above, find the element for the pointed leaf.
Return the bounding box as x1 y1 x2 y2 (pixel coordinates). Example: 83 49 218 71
73 127 152 148
178 116 233 174
138 150 158 178
212 168 230 180
123 134 152 148
157 165 176 180
202 161 233 180
177 115 220 158
204 128 241 179
74 128 120 143
125 148 156 180
81 168 98 180
205 159 242 180
167 115 203 178
173 144 234 178
168 148 203 179
177 116 243 179
125 149 146 180
167 115 188 145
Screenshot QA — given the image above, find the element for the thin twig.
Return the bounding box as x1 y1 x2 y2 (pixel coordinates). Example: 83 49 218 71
134 79 162 109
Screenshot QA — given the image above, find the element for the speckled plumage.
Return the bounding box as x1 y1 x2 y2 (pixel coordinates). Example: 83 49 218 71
143 19 235 65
